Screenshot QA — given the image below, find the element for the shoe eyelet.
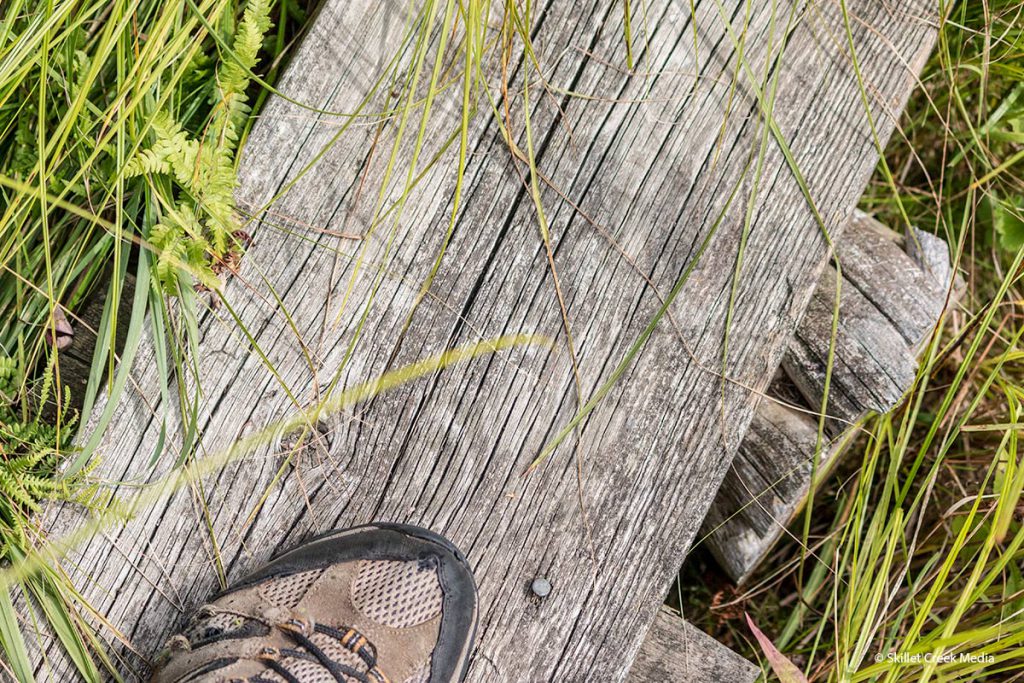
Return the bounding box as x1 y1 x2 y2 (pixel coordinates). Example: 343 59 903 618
196 605 218 618
166 635 191 653
279 613 314 635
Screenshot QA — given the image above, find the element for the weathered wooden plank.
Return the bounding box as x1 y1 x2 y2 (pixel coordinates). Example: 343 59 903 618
835 211 950 348
908 224 966 307
782 214 957 434
701 399 857 583
628 608 759 683
703 216 957 583
785 261 917 434
783 213 958 434
30 0 937 679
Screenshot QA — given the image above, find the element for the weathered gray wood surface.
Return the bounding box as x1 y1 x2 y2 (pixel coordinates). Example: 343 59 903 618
702 399 855 584
837 212 952 349
29 0 936 679
784 214 943 435
629 608 759 683
786 261 917 433
703 214 957 583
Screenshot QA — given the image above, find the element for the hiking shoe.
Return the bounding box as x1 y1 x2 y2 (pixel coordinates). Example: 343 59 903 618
152 524 478 683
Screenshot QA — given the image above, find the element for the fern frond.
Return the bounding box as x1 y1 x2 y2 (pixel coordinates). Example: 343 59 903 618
0 357 17 383
0 356 99 536
211 0 272 151
121 0 272 290
123 148 171 177
124 111 200 185
0 468 41 513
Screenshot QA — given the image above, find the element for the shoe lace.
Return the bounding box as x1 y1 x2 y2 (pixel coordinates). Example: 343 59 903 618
253 619 391 683
179 609 391 683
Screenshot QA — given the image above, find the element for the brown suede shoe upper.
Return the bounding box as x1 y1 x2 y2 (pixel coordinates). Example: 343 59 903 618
152 525 476 683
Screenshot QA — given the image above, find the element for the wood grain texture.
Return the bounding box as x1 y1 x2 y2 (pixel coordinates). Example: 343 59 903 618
29 0 937 679
704 215 957 584
701 399 843 584
629 608 759 683
908 224 967 310
785 262 916 433
835 211 950 349
784 214 955 434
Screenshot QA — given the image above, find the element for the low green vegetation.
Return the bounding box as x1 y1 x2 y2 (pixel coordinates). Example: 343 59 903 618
0 0 313 525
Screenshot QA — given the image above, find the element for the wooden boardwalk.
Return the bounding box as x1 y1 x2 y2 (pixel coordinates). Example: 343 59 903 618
31 0 936 679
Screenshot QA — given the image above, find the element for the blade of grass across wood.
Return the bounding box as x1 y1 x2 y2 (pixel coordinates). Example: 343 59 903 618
622 0 634 69
838 0 915 232
5 334 549 587
330 0 447 332
238 5 422 238
720 0 799 451
171 276 205 466
396 0 483 332
182 0 380 118
320 0 467 406
206 290 305 418
517 0 587 474
708 0 848 595
5 542 116 682
33 564 130 681
0 582 33 683
65 236 152 476
531 152 753 470
537 0 845 476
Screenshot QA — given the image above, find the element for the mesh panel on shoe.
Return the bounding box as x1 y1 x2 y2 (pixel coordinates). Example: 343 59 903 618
183 611 248 644
259 568 325 608
351 559 443 629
